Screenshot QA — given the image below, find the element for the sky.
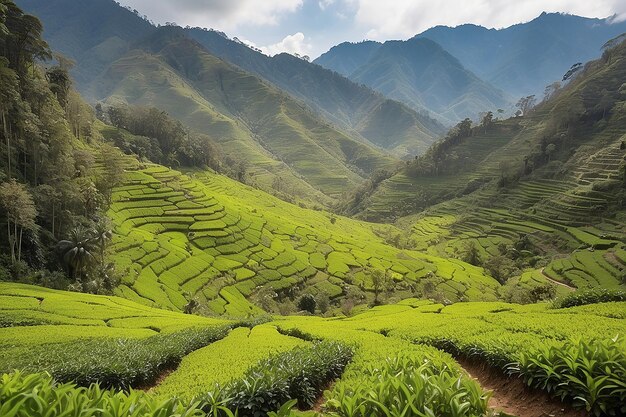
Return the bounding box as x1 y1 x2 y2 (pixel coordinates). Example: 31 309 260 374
117 0 626 59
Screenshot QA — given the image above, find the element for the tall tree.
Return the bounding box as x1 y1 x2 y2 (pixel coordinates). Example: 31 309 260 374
0 178 36 263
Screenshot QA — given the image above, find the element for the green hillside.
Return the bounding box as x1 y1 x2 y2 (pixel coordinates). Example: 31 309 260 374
186 29 444 157
354 37 626 293
93 27 396 202
108 162 504 315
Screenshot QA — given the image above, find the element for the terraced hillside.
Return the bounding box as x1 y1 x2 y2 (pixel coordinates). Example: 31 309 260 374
108 163 504 314
355 38 626 293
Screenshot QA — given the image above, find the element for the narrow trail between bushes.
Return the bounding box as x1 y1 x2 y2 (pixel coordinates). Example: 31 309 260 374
456 357 586 417
540 268 576 291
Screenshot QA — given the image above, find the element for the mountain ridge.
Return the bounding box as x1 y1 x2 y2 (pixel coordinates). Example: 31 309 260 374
317 37 511 124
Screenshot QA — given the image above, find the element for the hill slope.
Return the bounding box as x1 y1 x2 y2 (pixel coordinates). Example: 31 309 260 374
16 0 153 88
92 27 397 201
186 29 444 157
316 38 511 124
17 0 443 159
415 12 626 97
354 37 626 293
108 162 503 314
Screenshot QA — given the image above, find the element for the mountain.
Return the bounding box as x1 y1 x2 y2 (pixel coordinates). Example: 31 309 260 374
315 38 511 124
92 27 397 200
184 29 444 157
349 37 626 292
415 12 626 97
314 40 381 77
16 0 443 159
15 0 153 88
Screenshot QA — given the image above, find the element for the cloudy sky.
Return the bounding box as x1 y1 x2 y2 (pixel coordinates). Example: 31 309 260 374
118 0 626 58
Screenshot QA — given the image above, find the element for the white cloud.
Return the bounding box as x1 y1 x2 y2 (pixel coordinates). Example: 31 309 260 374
319 0 335 10
260 32 313 56
348 0 626 40
120 0 303 30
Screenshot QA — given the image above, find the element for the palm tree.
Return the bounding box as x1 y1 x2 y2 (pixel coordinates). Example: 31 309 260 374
56 226 96 282
92 220 113 268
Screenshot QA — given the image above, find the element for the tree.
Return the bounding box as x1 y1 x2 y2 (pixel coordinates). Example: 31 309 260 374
480 111 493 133
515 95 536 116
317 292 330 314
562 63 582 81
0 179 37 263
45 66 71 109
91 219 112 270
97 144 124 204
543 82 561 101
545 143 557 162
183 298 199 314
56 226 96 282
483 255 517 284
297 294 316 314
457 118 472 138
461 240 481 266
371 268 390 304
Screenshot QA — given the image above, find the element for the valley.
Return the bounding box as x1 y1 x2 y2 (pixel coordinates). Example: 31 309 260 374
0 1 625 417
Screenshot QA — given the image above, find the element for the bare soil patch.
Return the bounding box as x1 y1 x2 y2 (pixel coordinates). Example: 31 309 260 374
457 357 587 417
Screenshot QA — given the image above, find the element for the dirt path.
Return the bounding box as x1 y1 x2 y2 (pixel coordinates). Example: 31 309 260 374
540 268 576 291
457 357 587 417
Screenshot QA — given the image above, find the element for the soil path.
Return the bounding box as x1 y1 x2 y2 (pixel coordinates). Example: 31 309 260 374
457 357 587 417
540 268 576 291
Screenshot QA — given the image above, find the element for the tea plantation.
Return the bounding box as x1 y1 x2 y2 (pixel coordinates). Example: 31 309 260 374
109 164 502 314
0 284 624 416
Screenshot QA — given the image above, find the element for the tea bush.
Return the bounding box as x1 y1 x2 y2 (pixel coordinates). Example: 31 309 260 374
553 288 626 308
0 371 205 417
203 341 353 416
508 337 626 416
1 325 230 389
326 355 490 417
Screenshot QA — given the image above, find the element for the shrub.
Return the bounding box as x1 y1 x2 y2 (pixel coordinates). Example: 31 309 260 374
325 355 490 417
3 325 230 389
508 337 626 416
201 341 353 416
0 371 204 417
297 294 316 314
553 288 626 308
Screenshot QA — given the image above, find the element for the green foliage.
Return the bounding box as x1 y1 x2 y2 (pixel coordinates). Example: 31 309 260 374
297 294 317 314
553 288 626 308
153 326 306 401
508 337 626 416
326 356 490 417
0 371 206 417
105 104 221 170
200 341 353 416
2 325 229 389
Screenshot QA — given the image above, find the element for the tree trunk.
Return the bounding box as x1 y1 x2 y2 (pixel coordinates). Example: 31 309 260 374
17 226 23 263
11 220 17 263
6 214 14 263
3 112 10 179
51 203 55 239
